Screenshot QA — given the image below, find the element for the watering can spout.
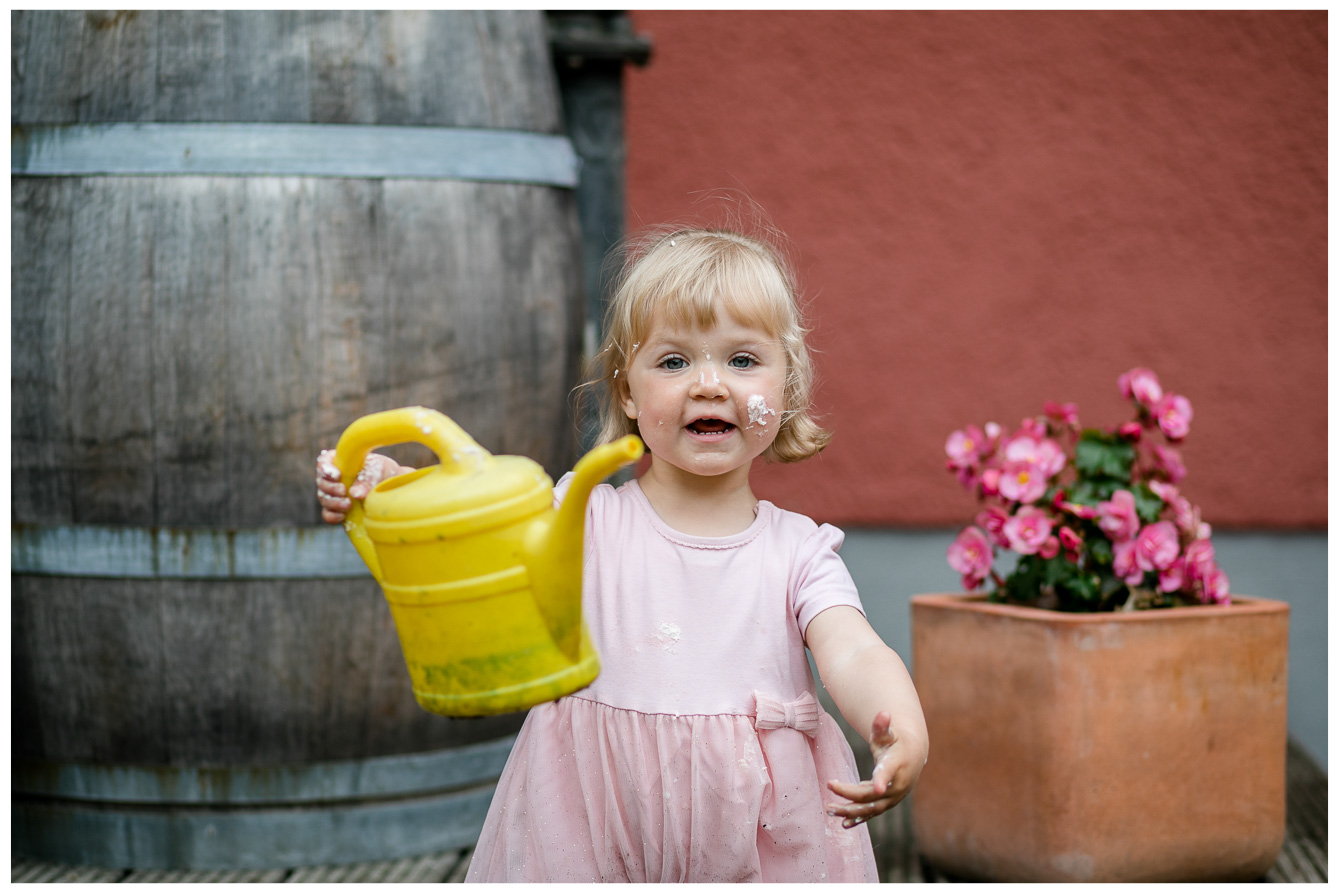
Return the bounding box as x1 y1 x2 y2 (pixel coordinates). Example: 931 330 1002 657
531 435 644 660
556 435 645 550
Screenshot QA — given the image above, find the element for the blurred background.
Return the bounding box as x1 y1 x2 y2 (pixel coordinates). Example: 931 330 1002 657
11 9 1326 874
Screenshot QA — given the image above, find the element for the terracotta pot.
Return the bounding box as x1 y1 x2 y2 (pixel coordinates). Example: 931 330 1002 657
909 593 1288 883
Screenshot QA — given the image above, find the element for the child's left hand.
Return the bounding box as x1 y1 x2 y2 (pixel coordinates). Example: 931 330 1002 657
825 711 925 829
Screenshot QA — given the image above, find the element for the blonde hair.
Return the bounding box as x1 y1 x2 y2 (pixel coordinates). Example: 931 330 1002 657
581 226 832 463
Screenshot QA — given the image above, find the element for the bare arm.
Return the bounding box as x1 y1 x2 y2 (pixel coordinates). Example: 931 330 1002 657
805 605 929 828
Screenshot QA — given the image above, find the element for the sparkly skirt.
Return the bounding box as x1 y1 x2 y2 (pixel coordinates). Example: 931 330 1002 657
465 695 878 883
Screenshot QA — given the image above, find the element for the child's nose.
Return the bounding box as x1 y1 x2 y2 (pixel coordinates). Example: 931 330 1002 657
689 362 727 398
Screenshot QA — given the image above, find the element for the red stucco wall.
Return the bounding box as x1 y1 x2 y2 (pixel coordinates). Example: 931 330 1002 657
624 10 1326 529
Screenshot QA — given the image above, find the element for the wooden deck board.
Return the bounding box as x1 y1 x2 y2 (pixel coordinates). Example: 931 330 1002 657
12 742 1325 883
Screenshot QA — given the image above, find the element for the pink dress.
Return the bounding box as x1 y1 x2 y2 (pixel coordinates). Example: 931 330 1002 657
465 476 879 883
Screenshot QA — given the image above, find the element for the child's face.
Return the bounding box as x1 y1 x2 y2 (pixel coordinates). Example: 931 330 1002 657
621 309 787 480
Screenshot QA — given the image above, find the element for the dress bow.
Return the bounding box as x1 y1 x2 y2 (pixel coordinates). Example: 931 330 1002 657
753 690 821 738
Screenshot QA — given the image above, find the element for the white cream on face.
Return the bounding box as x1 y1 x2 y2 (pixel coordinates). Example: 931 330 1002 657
747 393 777 427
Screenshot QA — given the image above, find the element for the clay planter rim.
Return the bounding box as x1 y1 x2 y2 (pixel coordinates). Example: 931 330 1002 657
910 592 1286 622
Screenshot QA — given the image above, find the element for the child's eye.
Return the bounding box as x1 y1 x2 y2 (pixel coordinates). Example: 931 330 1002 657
728 355 757 369
660 356 687 371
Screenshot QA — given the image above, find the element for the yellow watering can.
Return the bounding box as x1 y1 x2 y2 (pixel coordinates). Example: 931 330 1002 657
334 406 643 717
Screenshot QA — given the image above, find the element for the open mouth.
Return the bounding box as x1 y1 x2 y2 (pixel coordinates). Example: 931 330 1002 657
686 418 736 437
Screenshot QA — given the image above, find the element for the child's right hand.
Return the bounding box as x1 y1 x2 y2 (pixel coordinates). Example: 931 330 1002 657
315 449 407 524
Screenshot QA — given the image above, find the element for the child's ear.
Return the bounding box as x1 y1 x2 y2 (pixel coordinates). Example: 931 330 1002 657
620 381 638 421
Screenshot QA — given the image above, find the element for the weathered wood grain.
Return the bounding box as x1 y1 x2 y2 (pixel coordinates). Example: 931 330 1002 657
66 177 157 524
13 11 563 129
11 178 75 524
150 176 231 525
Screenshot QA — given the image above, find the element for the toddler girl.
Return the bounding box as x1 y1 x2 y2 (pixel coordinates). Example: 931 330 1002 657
315 227 928 882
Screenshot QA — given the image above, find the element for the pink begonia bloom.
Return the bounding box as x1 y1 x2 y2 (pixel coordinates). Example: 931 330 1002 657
953 463 980 491
1060 500 1098 520
1148 480 1178 502
946 426 986 466
1117 421 1143 442
1134 528 1177 573
1118 367 1164 406
1154 392 1193 440
1182 538 1216 585
1134 521 1180 572
1044 401 1079 426
1112 540 1145 585
1039 536 1061 560
1058 526 1083 552
1003 507 1053 555
1153 445 1187 483
1158 557 1186 593
1017 417 1048 441
984 422 1002 443
1171 495 1201 536
1202 567 1231 605
1097 490 1140 542
1003 435 1066 479
947 526 994 586
979 467 1002 498
998 461 1048 504
975 506 1011 548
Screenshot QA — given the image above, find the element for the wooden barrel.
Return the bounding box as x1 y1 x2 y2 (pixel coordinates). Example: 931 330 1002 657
11 10 584 869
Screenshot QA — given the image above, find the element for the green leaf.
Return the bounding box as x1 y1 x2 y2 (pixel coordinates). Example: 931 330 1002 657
1132 483 1164 524
1069 477 1122 508
1075 430 1136 482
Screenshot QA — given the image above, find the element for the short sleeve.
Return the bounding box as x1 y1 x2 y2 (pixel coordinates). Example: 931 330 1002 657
791 523 866 638
553 471 575 508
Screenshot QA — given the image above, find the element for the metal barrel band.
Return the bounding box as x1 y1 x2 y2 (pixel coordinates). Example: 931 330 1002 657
11 123 580 187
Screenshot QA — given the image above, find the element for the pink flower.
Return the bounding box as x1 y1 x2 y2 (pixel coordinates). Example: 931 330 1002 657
1147 480 1178 502
999 461 1048 504
948 526 994 588
1044 401 1079 426
975 506 1011 548
979 467 1002 498
1158 557 1186 593
1117 421 1143 442
1097 490 1140 542
946 425 986 466
1154 393 1193 440
1118 367 1164 406
1017 417 1048 440
1153 445 1187 483
1134 521 1180 572
1202 567 1231 605
1004 435 1066 479
1171 495 1201 536
1003 507 1054 555
1038 536 1061 560
1058 526 1083 552
1112 540 1144 585
1182 539 1216 585
1060 500 1098 520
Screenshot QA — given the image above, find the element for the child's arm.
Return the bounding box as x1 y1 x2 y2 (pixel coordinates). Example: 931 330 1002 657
805 605 929 828
315 448 413 524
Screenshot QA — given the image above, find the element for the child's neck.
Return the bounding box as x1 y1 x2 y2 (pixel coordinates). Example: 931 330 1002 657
635 459 759 537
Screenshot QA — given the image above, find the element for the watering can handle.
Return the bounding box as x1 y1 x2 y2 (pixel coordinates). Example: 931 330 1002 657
331 406 488 580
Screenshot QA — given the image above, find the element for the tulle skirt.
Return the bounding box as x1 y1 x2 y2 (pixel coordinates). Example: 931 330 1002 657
465 695 878 883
